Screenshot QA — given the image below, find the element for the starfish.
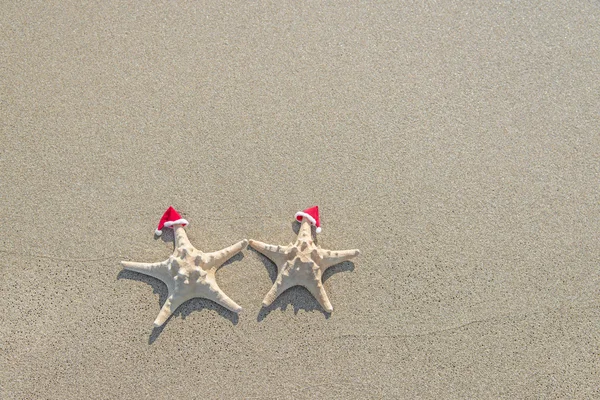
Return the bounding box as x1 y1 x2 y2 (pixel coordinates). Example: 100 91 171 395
122 224 247 326
249 217 360 312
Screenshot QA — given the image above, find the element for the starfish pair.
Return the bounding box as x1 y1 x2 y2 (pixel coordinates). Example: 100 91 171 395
122 206 360 326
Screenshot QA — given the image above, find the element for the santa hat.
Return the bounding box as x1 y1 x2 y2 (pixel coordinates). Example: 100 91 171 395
294 206 322 233
155 206 189 236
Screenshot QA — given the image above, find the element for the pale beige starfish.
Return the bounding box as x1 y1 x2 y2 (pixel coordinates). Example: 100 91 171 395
122 224 247 326
249 217 360 312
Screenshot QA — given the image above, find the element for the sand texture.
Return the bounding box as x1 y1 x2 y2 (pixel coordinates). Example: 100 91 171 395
1 1 599 398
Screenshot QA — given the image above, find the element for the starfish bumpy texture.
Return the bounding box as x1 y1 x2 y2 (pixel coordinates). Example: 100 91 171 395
122 224 246 326
249 218 360 312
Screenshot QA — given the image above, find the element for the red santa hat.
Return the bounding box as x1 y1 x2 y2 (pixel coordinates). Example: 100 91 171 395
155 206 189 236
294 205 322 233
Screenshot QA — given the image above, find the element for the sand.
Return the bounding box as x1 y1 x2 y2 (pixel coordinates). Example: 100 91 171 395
1 1 599 398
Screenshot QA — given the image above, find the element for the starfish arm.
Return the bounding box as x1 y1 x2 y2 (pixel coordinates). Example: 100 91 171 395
204 239 248 270
153 293 187 327
297 218 313 240
304 278 334 312
202 281 243 313
316 248 361 270
249 240 289 268
262 275 293 307
121 259 171 284
172 225 192 249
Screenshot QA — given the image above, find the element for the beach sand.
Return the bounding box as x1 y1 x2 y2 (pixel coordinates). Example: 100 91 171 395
1 1 599 398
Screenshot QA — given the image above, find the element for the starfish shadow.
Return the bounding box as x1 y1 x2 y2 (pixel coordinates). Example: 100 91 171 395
118 238 244 344
249 246 355 321
322 261 355 283
257 287 331 321
156 228 175 244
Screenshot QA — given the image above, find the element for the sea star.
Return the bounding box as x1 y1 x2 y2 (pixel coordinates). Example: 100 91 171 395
249 217 360 312
122 224 246 326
